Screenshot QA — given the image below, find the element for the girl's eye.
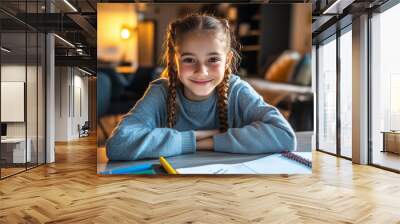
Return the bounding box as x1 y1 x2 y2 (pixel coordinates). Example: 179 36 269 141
208 57 221 63
182 58 196 64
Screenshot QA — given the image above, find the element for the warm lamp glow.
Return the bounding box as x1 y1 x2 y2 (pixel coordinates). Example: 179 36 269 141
116 60 135 74
227 7 237 21
97 3 139 73
116 65 135 74
120 27 131 40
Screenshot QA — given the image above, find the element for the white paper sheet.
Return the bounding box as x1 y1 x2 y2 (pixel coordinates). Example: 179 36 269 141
176 152 312 174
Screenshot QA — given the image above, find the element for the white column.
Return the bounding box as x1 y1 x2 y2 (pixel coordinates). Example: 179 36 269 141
352 14 369 164
45 1 55 163
55 67 74 141
46 33 55 163
312 45 317 150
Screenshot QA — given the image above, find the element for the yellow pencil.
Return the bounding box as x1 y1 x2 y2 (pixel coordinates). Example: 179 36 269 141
159 156 179 174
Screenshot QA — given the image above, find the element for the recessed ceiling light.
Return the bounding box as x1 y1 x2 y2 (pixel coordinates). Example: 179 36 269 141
323 0 355 15
54 34 75 48
1 47 11 53
78 67 93 76
63 0 78 12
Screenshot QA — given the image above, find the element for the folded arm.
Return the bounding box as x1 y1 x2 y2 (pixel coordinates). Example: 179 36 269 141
213 83 296 154
105 82 196 161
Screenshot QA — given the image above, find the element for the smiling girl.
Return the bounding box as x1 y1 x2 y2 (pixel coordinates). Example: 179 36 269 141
106 14 296 161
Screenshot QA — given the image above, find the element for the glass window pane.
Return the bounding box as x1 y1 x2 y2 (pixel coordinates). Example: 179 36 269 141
25 0 40 169
318 37 337 154
38 32 45 165
340 29 352 158
27 31 38 169
1 31 27 177
1 1 46 179
371 3 400 171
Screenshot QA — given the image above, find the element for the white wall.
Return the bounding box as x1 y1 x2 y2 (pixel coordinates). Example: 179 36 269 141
55 66 69 141
72 72 89 138
1 65 37 138
54 67 89 141
1 64 46 163
1 65 26 141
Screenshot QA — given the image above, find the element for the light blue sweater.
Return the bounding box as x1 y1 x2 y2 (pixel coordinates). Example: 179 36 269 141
106 75 296 161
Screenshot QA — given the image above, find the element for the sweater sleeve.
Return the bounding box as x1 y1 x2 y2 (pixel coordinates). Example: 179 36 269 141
213 82 297 154
105 81 196 161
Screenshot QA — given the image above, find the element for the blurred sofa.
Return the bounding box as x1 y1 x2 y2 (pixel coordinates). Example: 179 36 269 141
245 51 314 132
97 66 162 117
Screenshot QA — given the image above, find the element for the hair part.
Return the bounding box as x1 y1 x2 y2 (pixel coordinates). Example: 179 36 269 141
161 13 241 132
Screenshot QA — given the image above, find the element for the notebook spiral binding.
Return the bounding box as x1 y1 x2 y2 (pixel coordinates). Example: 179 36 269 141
281 151 312 168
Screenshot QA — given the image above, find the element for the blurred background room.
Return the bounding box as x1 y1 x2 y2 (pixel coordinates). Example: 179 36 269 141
97 3 313 146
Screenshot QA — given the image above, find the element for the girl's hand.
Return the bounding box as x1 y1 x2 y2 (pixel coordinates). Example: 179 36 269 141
196 138 214 151
194 130 220 141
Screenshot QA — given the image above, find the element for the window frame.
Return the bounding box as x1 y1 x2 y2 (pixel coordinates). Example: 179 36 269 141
0 1 48 180
367 0 400 173
315 20 353 161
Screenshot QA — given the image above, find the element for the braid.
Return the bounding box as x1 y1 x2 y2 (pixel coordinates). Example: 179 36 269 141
217 68 231 132
216 17 240 132
166 25 178 128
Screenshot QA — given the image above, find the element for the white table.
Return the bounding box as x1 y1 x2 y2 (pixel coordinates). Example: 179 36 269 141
1 138 32 163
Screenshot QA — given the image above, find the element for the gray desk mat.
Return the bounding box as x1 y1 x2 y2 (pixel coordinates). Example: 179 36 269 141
100 152 272 174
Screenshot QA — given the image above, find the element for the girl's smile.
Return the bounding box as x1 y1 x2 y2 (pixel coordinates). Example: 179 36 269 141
190 79 214 85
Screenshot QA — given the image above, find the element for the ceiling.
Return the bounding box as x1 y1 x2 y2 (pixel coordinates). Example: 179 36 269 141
311 0 389 43
1 0 97 71
0 0 393 73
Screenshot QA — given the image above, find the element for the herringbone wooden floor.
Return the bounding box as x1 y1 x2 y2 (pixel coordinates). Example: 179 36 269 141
1 135 400 224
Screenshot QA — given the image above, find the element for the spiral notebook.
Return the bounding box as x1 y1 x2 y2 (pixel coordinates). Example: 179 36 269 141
176 152 312 174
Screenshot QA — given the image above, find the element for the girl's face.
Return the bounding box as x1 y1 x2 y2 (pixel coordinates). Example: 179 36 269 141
175 31 230 101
